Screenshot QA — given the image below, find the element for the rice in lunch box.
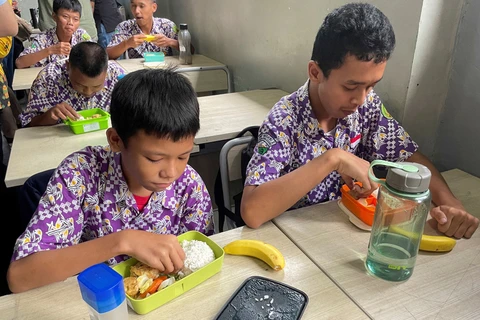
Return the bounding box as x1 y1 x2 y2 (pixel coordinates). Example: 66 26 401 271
180 240 215 277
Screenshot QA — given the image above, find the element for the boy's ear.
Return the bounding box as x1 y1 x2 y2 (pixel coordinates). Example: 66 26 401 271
308 60 325 83
106 128 124 152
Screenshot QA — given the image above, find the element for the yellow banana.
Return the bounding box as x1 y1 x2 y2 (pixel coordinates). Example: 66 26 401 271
389 226 456 252
223 239 285 271
419 234 456 252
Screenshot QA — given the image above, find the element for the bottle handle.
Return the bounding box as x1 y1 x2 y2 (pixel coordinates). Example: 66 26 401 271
368 160 419 185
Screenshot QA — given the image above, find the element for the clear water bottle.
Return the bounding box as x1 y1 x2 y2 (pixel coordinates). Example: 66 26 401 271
78 263 129 320
365 160 432 282
178 23 192 65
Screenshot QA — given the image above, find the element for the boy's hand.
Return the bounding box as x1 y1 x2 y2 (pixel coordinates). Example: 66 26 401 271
45 102 80 123
152 34 172 47
123 231 185 274
126 34 147 48
48 42 71 56
430 205 479 239
331 149 378 197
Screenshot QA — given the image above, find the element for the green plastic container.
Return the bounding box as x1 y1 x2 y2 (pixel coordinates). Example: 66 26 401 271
113 231 224 315
64 108 110 134
144 51 165 62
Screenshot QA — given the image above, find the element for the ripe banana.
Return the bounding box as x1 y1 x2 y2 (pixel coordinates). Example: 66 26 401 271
223 239 286 271
419 234 456 252
390 226 456 252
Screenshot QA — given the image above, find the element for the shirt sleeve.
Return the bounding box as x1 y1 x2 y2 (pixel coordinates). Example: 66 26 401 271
19 68 58 127
18 35 44 58
78 29 92 42
179 169 214 236
11 151 92 261
245 103 293 186
357 91 418 162
165 20 178 40
108 22 129 47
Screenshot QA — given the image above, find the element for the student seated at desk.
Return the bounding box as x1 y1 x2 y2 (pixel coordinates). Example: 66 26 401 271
15 0 92 69
106 0 179 60
7 68 214 293
19 42 124 127
241 3 479 239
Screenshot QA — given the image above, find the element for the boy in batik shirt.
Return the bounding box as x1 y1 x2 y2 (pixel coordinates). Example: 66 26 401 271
19 42 124 127
106 0 178 59
8 68 214 293
16 0 91 68
241 3 479 239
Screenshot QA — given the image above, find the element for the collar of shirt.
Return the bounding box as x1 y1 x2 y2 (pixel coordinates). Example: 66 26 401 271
294 80 361 144
101 151 178 216
133 17 160 35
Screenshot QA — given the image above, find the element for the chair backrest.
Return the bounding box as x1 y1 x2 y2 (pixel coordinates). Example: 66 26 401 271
214 126 259 232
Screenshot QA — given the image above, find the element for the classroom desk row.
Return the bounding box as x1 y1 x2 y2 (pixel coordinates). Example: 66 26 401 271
12 54 231 93
273 168 480 320
5 89 288 187
0 169 478 319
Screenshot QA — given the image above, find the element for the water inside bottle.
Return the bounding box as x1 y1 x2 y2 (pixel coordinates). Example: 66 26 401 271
365 231 417 281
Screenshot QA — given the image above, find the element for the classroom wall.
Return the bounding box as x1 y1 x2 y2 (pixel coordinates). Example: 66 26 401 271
165 0 463 162
433 0 480 176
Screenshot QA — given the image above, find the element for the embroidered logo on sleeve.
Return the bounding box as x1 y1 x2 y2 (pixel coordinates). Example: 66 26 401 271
257 133 276 155
381 104 393 119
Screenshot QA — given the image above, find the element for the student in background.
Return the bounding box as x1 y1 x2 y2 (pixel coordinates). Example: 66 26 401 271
16 0 92 68
19 42 124 127
107 0 178 60
38 0 97 41
8 68 213 293
241 3 479 239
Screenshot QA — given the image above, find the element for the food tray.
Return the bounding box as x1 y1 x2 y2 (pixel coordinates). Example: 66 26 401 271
64 108 110 134
113 231 224 315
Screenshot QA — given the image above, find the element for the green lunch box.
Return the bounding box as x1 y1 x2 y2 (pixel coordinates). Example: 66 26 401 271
64 108 110 134
112 231 225 315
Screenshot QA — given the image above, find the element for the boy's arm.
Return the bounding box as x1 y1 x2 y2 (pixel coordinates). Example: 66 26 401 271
7 229 186 293
407 151 479 238
241 148 374 228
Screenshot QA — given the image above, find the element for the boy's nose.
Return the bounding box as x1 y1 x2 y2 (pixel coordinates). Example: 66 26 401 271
351 90 367 106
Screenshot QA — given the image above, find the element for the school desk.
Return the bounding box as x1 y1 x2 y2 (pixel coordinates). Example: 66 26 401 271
273 169 480 320
115 54 233 93
12 55 231 93
4 89 287 187
0 222 369 320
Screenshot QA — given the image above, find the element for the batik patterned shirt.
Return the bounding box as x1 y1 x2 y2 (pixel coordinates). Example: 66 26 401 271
18 27 92 67
108 18 178 58
12 146 214 265
245 81 418 209
19 60 124 127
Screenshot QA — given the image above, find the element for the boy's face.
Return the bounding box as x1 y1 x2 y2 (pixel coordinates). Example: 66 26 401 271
67 63 107 98
108 129 194 196
53 9 81 37
131 0 157 28
309 54 386 119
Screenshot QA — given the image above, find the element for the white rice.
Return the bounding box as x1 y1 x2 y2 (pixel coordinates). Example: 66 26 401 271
180 240 215 276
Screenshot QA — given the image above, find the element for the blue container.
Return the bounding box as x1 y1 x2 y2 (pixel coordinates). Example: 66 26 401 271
78 263 127 315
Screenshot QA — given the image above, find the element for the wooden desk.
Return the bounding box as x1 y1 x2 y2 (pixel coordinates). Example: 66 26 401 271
0 222 368 320
12 55 231 93
273 169 480 319
116 54 232 93
12 66 43 91
5 89 287 187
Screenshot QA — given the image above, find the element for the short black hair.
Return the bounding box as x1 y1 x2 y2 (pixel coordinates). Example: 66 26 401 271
69 42 108 77
312 3 395 77
53 0 82 15
110 68 200 147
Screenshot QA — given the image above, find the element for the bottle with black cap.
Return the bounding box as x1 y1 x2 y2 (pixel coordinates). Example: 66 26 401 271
178 23 192 65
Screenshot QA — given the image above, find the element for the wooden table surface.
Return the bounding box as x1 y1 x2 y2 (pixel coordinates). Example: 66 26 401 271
273 169 480 320
12 55 229 93
5 89 286 187
0 222 369 320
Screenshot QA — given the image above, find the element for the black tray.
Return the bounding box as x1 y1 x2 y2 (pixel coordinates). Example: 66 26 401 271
214 276 309 320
